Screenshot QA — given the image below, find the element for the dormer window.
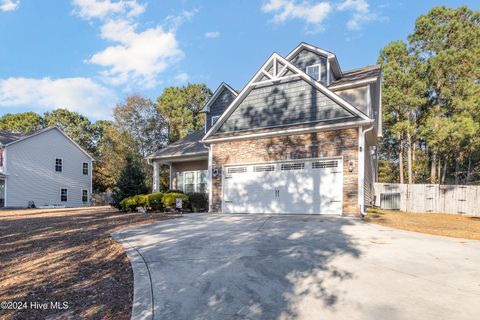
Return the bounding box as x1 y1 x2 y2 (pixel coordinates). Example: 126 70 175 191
306 64 321 81
211 115 220 126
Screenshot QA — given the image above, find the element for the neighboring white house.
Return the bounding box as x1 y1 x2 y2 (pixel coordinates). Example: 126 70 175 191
0 127 93 208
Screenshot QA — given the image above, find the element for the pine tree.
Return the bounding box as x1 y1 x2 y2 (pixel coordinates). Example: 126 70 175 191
111 155 148 208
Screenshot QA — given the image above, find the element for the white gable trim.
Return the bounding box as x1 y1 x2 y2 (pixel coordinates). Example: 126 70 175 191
201 82 238 113
5 127 94 160
202 53 370 142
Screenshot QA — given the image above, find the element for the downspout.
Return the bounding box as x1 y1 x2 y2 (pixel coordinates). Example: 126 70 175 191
360 125 375 217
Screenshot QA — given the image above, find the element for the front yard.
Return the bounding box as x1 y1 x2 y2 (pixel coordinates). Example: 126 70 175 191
365 208 480 240
0 206 173 320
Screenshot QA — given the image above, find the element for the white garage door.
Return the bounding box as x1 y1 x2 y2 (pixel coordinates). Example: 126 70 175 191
223 158 343 215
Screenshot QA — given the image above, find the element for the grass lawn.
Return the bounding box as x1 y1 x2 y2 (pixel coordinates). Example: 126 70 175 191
365 208 480 240
0 206 174 320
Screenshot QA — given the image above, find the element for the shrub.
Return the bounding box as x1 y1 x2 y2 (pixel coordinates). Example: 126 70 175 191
120 196 137 212
162 193 189 209
133 194 148 208
187 192 208 212
147 192 164 211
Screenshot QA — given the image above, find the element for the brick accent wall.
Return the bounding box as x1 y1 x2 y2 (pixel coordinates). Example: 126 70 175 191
210 128 360 215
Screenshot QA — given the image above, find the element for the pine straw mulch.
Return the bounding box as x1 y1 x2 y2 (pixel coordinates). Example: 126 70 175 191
0 206 176 320
365 208 480 240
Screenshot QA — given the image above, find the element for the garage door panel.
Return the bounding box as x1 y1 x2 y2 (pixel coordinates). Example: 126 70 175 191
223 158 343 215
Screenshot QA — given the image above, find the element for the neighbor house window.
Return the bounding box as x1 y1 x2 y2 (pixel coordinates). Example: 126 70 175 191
211 115 220 126
82 190 88 203
55 158 63 172
82 162 89 175
176 170 208 193
61 188 68 202
306 64 321 80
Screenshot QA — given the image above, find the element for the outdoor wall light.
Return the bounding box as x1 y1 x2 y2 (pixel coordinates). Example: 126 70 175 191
213 168 219 177
348 160 355 172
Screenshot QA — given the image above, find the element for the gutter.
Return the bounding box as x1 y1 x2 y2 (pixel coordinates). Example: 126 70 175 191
360 125 375 217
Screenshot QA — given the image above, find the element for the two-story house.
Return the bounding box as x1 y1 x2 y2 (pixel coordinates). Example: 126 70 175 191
147 43 381 216
0 127 93 208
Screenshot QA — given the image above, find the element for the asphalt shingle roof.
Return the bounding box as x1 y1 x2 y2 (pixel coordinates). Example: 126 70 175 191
0 131 29 145
329 65 381 87
149 130 208 159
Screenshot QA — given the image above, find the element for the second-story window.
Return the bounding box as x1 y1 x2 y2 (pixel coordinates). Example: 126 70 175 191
55 158 63 172
83 162 89 175
306 64 321 81
211 115 220 126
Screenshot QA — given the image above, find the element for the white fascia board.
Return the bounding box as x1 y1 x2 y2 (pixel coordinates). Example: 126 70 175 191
201 82 238 113
148 153 208 163
329 77 378 91
203 119 372 144
285 42 335 60
203 53 370 142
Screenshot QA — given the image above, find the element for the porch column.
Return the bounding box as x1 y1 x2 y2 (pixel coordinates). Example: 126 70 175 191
168 162 173 190
152 160 159 192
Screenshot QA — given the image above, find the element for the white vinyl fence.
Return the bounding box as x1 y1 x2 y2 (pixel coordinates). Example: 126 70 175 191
374 183 480 216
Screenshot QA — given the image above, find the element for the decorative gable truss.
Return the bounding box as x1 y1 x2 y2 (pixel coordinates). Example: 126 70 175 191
203 53 372 142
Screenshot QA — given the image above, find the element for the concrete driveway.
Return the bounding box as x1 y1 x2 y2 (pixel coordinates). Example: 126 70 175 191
113 214 480 320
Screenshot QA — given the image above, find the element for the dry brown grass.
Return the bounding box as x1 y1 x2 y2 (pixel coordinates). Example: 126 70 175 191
0 206 175 320
365 208 480 240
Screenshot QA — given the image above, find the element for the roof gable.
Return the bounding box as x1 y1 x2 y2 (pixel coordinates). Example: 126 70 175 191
203 53 370 141
286 42 342 78
4 127 94 160
201 82 237 113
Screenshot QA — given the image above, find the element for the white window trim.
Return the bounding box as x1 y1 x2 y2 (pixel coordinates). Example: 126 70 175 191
181 170 208 193
55 158 63 173
211 115 220 126
82 189 88 203
306 63 321 81
61 188 68 202
82 162 89 175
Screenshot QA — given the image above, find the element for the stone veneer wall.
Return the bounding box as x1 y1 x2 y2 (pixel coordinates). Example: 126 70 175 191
210 128 360 216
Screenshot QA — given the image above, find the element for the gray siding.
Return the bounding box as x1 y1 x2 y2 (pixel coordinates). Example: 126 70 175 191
216 78 355 134
5 128 92 207
206 88 236 131
290 49 327 85
335 85 371 117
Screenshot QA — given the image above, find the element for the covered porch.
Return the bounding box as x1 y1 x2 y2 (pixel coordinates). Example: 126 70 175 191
147 130 210 195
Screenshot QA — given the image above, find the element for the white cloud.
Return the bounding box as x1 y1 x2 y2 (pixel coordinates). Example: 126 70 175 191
204 31 220 39
72 0 145 20
262 0 385 32
0 0 19 12
73 0 186 88
0 77 117 118
337 0 384 30
174 73 189 82
262 0 332 31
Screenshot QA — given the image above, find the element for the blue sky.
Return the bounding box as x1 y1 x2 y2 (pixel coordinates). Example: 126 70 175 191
0 0 478 120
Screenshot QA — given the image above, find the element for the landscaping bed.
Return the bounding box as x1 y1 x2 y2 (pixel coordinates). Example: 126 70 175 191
365 208 480 240
0 206 175 320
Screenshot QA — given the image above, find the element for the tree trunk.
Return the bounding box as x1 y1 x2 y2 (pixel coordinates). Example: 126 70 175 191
431 152 437 183
466 154 472 184
441 157 448 184
398 134 404 184
454 157 460 184
437 157 442 183
407 131 413 184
